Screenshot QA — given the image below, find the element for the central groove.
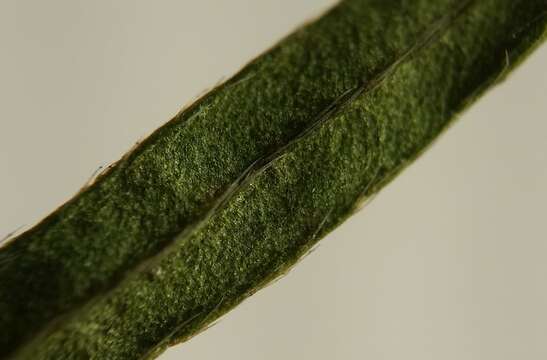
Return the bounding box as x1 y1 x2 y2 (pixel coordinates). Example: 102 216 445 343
17 0 476 356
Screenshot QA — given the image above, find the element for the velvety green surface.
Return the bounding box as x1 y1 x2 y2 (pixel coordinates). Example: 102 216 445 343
1 0 545 358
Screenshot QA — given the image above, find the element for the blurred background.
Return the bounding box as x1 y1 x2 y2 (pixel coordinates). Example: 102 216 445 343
1 1 546 359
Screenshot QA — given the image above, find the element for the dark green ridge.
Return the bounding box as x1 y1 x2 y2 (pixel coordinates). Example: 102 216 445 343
0 0 461 353
1 0 546 358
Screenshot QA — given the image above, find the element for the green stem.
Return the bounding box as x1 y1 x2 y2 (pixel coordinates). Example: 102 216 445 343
1 0 546 359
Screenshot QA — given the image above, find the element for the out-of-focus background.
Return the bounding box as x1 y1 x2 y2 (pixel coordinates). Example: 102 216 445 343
1 1 546 359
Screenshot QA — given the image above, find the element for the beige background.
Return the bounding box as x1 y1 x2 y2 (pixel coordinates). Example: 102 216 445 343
1 1 546 359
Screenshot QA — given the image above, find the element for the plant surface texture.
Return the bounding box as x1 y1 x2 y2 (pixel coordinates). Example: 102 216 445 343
1 0 546 359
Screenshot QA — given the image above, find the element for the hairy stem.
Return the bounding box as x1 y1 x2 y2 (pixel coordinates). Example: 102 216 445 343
1 0 546 359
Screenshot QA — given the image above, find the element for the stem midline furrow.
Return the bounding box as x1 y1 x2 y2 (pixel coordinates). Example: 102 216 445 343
19 0 474 353
2 0 547 358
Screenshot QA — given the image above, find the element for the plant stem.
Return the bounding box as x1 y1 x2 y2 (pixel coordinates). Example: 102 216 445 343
1 0 546 358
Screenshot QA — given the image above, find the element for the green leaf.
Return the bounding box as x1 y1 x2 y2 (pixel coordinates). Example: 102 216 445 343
1 0 545 358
